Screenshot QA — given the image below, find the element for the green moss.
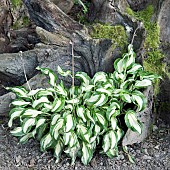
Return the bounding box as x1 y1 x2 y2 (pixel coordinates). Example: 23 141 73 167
12 16 30 30
11 0 22 8
91 24 127 50
126 5 166 96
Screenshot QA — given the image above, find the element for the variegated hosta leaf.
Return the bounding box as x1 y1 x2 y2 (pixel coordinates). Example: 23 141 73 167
65 104 73 111
114 58 124 73
66 98 79 104
40 133 53 151
103 130 118 153
85 94 100 106
36 67 57 87
113 71 126 82
37 123 48 141
11 99 30 107
69 132 78 148
32 96 50 108
64 143 80 165
63 131 72 145
6 86 28 98
51 97 65 112
139 71 162 80
125 110 142 134
55 82 67 96
109 130 118 149
106 147 118 158
116 127 124 141
43 103 53 111
120 79 134 90
8 108 25 127
77 106 86 122
10 127 24 137
51 114 60 126
28 88 44 96
127 64 143 74
22 109 43 118
36 118 46 129
77 123 90 143
51 118 64 140
22 118 36 133
92 72 107 85
57 66 71 77
134 79 152 88
111 116 117 130
19 132 33 144
94 94 108 107
65 114 74 132
102 133 110 152
86 109 95 124
90 124 101 143
36 90 54 98
54 139 64 163
132 91 147 111
75 72 90 85
106 102 120 120
81 142 93 165
123 52 135 70
95 112 107 127
120 93 131 103
81 84 94 92
96 88 112 96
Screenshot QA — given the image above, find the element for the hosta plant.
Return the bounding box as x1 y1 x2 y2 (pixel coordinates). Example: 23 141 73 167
7 45 161 165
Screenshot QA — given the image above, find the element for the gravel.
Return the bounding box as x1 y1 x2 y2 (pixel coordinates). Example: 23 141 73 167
0 118 169 170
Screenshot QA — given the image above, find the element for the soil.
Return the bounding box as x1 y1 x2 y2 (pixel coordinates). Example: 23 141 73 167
0 117 169 170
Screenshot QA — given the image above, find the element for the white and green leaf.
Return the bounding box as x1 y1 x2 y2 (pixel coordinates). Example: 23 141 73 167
51 97 65 112
22 118 36 133
81 142 93 165
125 110 142 134
11 99 30 107
57 66 71 77
32 96 50 108
8 108 25 127
40 133 53 151
54 139 64 163
92 72 107 85
36 67 57 87
135 79 152 88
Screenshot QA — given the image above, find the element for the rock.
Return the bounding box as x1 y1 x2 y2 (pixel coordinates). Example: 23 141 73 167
0 48 39 96
15 155 22 164
51 0 74 14
0 92 16 116
29 158 36 167
157 0 170 124
126 0 153 11
122 86 154 146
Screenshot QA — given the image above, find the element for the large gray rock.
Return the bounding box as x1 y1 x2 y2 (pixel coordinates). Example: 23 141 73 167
122 86 154 145
0 92 16 116
157 0 170 124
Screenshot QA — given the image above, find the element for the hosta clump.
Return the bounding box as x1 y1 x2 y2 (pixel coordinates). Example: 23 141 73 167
7 45 161 165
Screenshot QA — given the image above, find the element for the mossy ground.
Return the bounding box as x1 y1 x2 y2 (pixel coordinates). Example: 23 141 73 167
126 5 166 96
91 23 128 51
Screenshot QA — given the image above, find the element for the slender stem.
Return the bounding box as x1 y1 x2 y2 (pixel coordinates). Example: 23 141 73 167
131 25 140 45
70 41 75 108
19 51 32 92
